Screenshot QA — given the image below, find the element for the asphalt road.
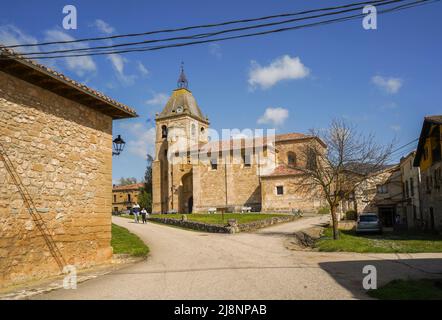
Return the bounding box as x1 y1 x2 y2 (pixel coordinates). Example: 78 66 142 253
35 215 442 300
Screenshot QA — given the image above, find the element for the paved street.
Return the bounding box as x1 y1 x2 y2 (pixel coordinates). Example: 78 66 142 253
35 216 442 300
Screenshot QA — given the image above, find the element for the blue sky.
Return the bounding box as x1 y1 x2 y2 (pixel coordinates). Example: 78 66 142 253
1 0 441 183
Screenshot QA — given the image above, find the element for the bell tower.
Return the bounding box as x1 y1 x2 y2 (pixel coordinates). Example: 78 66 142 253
152 65 209 214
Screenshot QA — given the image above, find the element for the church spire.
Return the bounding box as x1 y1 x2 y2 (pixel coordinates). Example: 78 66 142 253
177 62 188 89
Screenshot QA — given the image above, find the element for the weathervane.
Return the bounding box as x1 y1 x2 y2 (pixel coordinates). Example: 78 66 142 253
177 61 188 89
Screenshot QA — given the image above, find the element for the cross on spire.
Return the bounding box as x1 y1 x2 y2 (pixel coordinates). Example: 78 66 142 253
177 61 188 89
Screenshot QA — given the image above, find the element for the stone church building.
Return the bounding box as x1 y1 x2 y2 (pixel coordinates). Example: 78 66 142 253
152 69 325 214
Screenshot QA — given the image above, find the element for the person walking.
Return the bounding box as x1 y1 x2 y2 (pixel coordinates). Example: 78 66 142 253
132 202 141 223
141 208 147 224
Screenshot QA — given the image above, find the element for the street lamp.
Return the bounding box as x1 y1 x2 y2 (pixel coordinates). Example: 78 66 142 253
112 135 126 156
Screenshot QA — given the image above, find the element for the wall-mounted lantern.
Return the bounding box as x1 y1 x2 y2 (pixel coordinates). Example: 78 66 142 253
112 135 126 156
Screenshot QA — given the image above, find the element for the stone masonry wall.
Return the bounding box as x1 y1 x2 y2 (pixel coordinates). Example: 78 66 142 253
0 71 113 288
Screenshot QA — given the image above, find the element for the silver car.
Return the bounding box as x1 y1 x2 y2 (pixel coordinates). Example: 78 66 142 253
356 213 382 234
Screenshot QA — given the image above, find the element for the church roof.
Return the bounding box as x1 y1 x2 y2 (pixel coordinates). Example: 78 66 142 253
156 88 207 123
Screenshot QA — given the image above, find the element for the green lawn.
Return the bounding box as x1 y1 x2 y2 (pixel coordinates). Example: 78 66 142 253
111 224 149 257
316 228 442 253
368 279 442 300
121 213 289 225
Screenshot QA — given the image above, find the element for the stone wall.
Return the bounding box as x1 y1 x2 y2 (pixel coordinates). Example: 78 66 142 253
261 175 323 213
0 71 113 288
193 154 264 212
148 215 298 233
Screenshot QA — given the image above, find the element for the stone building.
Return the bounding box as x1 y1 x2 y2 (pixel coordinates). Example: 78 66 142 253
112 183 145 213
400 151 422 229
354 165 404 228
413 115 442 231
0 48 136 288
152 69 325 214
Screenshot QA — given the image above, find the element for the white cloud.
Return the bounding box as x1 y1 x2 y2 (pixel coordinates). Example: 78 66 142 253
257 107 289 126
248 55 310 90
44 29 97 77
390 124 401 132
107 53 136 86
208 43 222 59
120 122 156 158
0 24 39 54
93 19 115 34
372 75 403 94
146 92 169 106
137 61 149 77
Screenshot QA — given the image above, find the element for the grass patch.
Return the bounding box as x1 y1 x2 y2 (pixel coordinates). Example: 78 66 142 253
368 279 442 300
121 213 289 225
316 228 442 253
111 224 149 257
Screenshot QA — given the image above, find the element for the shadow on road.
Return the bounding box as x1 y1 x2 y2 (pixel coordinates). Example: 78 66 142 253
318 258 442 299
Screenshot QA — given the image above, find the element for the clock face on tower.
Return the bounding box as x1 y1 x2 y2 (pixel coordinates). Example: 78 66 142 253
176 106 183 113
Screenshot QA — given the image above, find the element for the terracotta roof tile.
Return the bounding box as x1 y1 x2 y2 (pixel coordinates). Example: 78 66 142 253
0 46 137 118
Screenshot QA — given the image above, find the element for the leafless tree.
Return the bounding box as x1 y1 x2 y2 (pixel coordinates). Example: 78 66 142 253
298 119 394 240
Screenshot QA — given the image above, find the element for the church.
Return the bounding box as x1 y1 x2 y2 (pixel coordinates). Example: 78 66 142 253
152 68 326 214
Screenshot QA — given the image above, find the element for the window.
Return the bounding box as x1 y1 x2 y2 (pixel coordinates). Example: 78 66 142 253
287 152 296 166
377 185 388 194
191 124 196 137
128 194 131 202
210 158 218 170
410 178 414 197
161 125 168 139
243 153 251 167
405 180 409 198
306 149 317 170
113 195 117 203
276 186 284 195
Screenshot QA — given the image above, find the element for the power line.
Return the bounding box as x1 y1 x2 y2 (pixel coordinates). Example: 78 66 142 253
1 0 436 60
391 138 419 155
11 0 407 57
1 0 395 49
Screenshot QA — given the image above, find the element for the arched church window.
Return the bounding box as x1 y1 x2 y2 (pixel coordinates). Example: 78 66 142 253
161 125 168 139
287 152 296 166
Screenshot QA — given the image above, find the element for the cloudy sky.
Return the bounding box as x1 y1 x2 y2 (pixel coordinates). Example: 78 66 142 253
1 0 441 182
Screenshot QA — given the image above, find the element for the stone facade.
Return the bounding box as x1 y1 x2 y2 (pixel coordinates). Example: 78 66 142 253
413 116 442 231
112 183 145 213
152 71 326 214
400 152 422 229
354 166 404 228
0 50 136 288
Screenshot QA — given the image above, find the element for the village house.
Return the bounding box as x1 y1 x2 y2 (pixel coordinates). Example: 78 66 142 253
353 165 404 229
413 116 442 231
400 151 422 229
112 183 145 213
0 48 137 288
152 68 326 214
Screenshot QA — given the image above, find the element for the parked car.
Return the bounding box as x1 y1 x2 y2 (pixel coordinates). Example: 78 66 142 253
356 213 382 234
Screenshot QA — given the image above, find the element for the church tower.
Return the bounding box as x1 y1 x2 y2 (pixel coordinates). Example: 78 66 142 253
152 65 209 214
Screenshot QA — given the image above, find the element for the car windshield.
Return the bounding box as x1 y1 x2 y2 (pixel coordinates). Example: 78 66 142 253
359 215 378 222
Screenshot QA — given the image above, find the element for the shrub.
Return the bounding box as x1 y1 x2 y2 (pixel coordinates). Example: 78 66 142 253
345 210 357 221
317 206 330 214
